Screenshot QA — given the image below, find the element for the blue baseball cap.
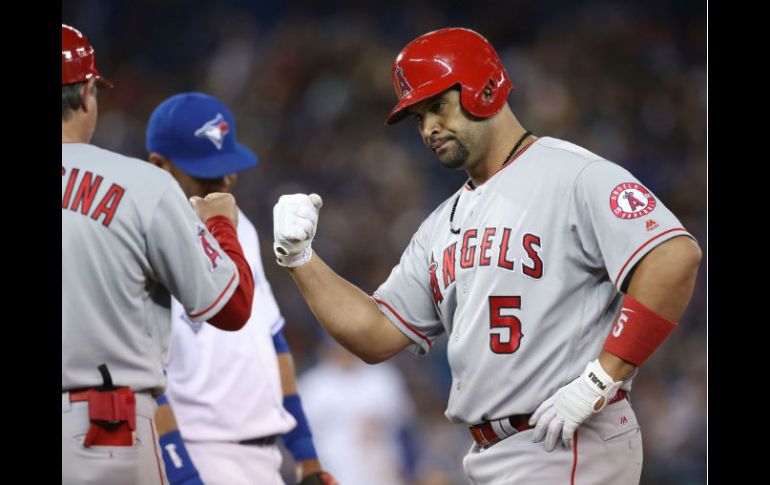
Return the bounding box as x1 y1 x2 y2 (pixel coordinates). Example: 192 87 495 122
146 92 259 178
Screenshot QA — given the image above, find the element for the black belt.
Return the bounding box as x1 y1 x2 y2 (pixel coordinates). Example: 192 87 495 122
239 434 278 446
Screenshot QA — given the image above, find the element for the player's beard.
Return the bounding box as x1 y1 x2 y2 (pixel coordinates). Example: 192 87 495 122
436 137 470 170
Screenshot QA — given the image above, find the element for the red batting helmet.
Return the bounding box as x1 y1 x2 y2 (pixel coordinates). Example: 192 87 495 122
62 24 113 88
386 28 512 125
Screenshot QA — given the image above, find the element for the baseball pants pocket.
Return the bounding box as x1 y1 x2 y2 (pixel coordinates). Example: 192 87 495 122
573 401 643 485
591 401 640 443
63 395 166 485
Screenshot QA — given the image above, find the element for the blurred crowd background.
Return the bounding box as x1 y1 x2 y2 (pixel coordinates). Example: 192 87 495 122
63 0 707 483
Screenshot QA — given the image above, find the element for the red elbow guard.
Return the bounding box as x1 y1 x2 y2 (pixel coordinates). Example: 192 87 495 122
603 294 677 366
205 216 254 331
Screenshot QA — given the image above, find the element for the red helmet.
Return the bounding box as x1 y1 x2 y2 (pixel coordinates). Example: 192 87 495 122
62 24 113 88
386 28 512 125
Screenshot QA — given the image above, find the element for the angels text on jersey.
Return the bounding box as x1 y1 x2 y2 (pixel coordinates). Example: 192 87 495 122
429 225 543 309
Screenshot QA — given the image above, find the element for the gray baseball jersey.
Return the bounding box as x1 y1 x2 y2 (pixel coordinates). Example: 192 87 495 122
373 136 692 425
62 142 240 396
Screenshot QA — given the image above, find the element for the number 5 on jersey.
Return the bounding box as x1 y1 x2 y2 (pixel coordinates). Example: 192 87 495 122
489 296 523 353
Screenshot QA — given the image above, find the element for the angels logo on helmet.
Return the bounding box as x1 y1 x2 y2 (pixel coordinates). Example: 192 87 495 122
394 67 413 98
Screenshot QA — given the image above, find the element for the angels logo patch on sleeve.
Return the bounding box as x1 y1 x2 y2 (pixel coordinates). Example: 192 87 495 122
197 223 222 271
609 183 657 219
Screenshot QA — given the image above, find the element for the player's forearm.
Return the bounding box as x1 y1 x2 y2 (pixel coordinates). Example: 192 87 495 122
296 458 323 479
155 396 203 485
277 352 299 396
275 340 332 480
154 398 179 435
597 350 637 381
601 236 702 378
625 235 702 321
206 215 254 330
288 252 408 363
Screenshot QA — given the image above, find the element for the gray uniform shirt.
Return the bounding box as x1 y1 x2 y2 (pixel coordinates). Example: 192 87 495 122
62 143 239 395
374 137 692 424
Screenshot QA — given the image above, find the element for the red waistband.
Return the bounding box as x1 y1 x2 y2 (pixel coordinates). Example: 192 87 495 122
69 389 91 402
66 388 147 402
468 389 628 448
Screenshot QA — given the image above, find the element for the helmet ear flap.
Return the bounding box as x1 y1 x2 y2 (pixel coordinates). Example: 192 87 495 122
462 78 498 118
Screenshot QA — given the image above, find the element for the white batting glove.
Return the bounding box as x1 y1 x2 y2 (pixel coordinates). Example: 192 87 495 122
528 359 622 451
273 193 323 268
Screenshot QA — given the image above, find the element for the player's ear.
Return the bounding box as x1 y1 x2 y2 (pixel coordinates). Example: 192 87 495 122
80 78 97 113
148 153 173 172
223 173 237 189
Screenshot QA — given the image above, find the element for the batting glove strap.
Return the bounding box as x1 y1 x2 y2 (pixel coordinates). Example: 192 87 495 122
275 244 313 268
580 359 623 413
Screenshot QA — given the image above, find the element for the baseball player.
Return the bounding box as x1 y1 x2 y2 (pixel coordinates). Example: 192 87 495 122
62 25 255 485
272 28 702 485
145 92 336 485
299 338 419 485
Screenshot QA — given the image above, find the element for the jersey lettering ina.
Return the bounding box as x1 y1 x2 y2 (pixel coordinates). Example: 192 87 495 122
373 137 693 424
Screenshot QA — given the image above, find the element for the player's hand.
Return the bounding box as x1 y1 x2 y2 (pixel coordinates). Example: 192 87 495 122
190 192 238 227
273 193 323 268
528 359 622 451
297 471 338 485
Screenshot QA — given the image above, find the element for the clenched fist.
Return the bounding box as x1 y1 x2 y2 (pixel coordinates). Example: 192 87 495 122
273 193 323 267
190 192 238 227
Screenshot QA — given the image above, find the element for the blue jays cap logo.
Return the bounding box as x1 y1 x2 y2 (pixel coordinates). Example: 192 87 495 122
194 113 230 150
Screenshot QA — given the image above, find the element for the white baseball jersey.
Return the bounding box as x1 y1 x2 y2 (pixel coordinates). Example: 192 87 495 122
62 143 240 395
299 358 415 485
164 210 296 442
373 136 693 425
